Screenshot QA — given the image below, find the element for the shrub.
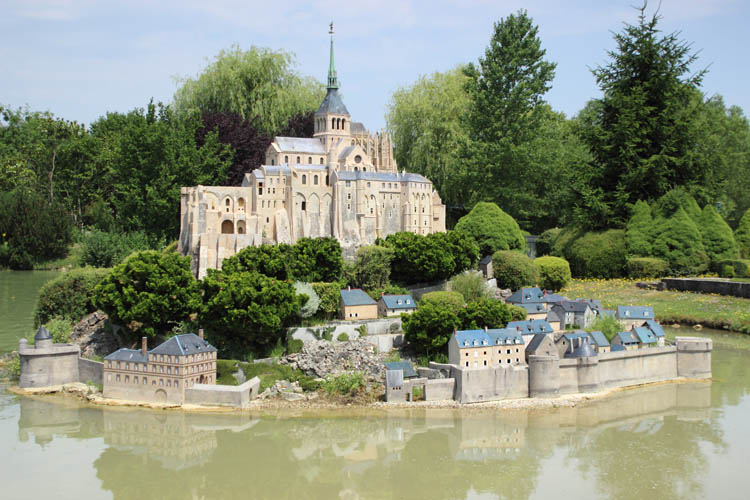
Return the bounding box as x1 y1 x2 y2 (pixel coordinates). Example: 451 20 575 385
653 187 702 223
366 284 409 301
449 272 491 303
94 251 201 338
337 332 350 342
79 230 152 268
720 265 735 278
565 229 627 278
402 301 462 355
287 338 304 354
586 315 624 342
46 317 73 344
533 256 571 291
293 282 320 318
652 208 710 275
454 202 526 256
380 232 456 285
699 205 739 264
509 305 527 321
459 299 513 330
715 259 750 278
536 228 560 256
288 237 343 283
492 250 537 290
311 282 339 319
420 291 465 310
34 267 111 326
350 245 393 291
436 231 480 274
736 209 750 259
321 372 366 396
626 200 655 257
626 257 669 278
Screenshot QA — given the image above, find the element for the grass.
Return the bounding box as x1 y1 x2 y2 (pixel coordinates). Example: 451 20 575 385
33 243 84 270
562 278 750 333
216 359 320 392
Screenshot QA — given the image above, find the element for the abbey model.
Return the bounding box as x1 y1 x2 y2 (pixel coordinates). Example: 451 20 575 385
179 25 446 277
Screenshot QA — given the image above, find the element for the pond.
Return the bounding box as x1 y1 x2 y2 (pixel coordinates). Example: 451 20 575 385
0 270 60 352
1 327 749 499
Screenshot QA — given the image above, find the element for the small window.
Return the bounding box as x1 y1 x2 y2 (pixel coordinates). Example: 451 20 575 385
271 159 275 165
160 379 164 386
314 175 319 185
346 180 351 187
296 156 301 164
302 174 307 184
347 193 351 200
507 359 511 364
320 158 324 165
465 361 469 367
116 374 121 382
285 155 288 163
301 201 307 211
308 157 312 164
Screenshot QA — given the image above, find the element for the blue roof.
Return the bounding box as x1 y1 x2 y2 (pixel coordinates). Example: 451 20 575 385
615 330 638 344
384 361 417 378
379 294 416 310
588 331 610 347
317 88 349 115
576 298 603 310
617 306 655 320
455 329 524 347
643 320 665 338
507 319 554 335
562 331 589 342
543 292 568 304
519 303 547 314
486 328 524 345
340 288 377 306
555 300 591 313
633 326 657 344
611 343 626 352
506 287 546 304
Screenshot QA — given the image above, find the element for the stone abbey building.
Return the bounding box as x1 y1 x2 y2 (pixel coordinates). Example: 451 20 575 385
179 26 446 277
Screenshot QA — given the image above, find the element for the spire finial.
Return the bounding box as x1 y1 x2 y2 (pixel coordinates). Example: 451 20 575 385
327 22 339 89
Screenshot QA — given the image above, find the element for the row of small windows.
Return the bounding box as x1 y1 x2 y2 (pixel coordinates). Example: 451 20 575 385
109 374 214 386
281 155 325 165
300 174 329 186
465 349 521 357
465 358 521 367
108 358 214 370
317 117 346 130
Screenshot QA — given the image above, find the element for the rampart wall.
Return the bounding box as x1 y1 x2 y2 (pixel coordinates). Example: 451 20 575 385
662 278 750 298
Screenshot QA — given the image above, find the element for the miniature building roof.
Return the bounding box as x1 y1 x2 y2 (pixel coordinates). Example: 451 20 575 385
576 298 603 310
506 287 546 304
599 309 616 317
632 326 657 344
105 348 149 363
34 326 51 341
151 334 217 356
455 329 524 347
611 343 626 352
562 331 589 342
350 121 366 134
525 333 551 353
340 288 377 306
566 337 597 358
557 300 591 313
336 169 430 183
615 330 638 344
486 328 524 345
507 320 554 335
337 145 357 159
543 292 568 304
379 294 416 310
519 303 547 314
617 305 654 320
384 361 417 378
274 137 326 154
546 310 561 323
588 331 610 347
643 319 665 337
317 88 349 115
479 255 492 265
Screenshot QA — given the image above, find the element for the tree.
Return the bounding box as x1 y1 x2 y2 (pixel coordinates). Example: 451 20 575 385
379 232 456 285
221 243 291 280
533 256 572 291
201 269 301 357
93 251 202 337
454 202 526 256
574 3 708 227
174 45 324 135
492 250 537 291
293 282 320 319
385 67 471 208
736 209 750 259
698 204 739 264
460 298 512 330
401 301 462 356
288 237 343 283
652 208 709 275
350 245 394 291
626 200 655 257
448 273 491 303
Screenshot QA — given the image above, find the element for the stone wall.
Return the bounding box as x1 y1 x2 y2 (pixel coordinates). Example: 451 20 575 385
78 358 103 385
662 277 750 298
18 341 80 388
185 377 261 407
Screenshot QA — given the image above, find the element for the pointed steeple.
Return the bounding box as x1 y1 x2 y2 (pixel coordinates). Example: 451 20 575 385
327 22 339 89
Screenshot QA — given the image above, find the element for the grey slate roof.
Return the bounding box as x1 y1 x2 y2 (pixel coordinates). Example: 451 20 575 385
336 170 430 183
340 288 376 306
611 343 626 352
588 331 610 347
151 334 217 356
384 361 417 378
567 337 597 358
507 319 554 335
506 287 546 304
617 305 655 320
379 294 416 310
338 145 357 159
525 334 551 354
350 121 366 134
105 348 149 363
576 298 603 311
546 310 561 323
455 328 524 347
557 300 591 313
274 137 326 154
615 330 638 344
479 255 492 265
632 326 657 344
35 326 51 341
643 319 665 338
519 303 547 314
317 88 349 115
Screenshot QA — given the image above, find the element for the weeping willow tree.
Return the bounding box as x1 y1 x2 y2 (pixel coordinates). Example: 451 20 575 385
173 45 325 135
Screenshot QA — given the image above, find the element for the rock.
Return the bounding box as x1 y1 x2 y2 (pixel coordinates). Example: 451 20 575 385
693 324 703 330
233 369 246 385
69 311 125 359
280 339 387 379
281 391 306 402
306 392 319 400
258 388 272 400
499 289 512 298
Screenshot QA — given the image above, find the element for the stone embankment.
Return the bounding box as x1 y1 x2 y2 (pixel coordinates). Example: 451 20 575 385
69 311 126 358
280 339 386 380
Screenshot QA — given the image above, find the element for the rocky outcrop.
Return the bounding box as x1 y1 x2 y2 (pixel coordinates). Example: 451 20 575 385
69 311 125 359
280 339 385 379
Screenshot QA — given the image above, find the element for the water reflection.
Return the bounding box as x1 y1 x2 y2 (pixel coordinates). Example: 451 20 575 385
13 380 720 500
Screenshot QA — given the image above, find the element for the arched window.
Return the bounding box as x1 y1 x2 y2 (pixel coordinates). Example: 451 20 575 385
325 175 329 186
314 175 319 185
271 159 274 165
302 174 307 184
221 220 234 234
320 157 324 164
296 156 300 164
284 155 288 163
238 198 245 212
363 167 366 172
332 117 335 129
342 119 346 129
308 156 312 164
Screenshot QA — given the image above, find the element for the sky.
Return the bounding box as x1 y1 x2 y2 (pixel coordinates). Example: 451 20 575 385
2 0 749 131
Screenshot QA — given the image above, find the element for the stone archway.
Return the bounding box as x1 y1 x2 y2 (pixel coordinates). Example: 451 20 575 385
155 389 167 402
221 220 234 234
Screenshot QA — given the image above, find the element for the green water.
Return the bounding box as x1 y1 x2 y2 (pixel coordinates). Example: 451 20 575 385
0 270 60 352
1 328 749 499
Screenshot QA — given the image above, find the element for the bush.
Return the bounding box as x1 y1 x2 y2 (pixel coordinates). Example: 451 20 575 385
293 282 320 318
337 332 350 342
715 259 750 278
459 299 513 330
492 250 537 290
311 282 339 319
420 290 465 310
699 205 739 264
736 209 750 259
509 305 527 321
93 251 201 338
454 202 526 256
321 372 366 396
652 208 710 275
653 188 702 223
34 267 111 326
533 256 571 291
626 257 669 278
449 272 491 303
626 200 655 257
79 230 152 268
720 265 736 278
402 301 462 355
349 245 393 291
287 338 304 354
366 284 409 301
586 315 624 342
536 228 560 256
380 232 456 285
565 229 627 278
46 317 73 344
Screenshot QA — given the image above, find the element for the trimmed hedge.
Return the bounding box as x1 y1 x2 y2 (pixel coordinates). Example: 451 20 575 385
420 291 465 310
699 205 739 264
492 250 537 290
34 267 111 327
626 257 669 278
735 209 750 259
454 202 526 256
533 256 571 291
565 229 627 278
626 200 654 257
715 259 750 278
652 208 710 276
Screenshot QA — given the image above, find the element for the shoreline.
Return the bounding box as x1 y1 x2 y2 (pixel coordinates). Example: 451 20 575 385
4 376 711 415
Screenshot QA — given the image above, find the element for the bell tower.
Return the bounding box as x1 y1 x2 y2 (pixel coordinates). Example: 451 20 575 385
314 22 351 148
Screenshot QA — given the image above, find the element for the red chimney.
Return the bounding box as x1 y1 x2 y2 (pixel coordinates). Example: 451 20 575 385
198 328 204 340
141 337 147 356
381 291 385 296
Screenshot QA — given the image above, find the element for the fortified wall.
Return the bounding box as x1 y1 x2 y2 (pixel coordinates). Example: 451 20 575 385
406 337 712 404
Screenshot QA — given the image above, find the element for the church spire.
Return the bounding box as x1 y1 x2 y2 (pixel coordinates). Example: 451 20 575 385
327 22 339 89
